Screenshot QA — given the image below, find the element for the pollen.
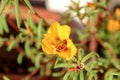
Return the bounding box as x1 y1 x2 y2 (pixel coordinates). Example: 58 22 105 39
55 40 68 52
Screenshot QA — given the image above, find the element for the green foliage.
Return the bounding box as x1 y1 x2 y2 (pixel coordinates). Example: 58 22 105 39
7 36 18 51
104 69 120 80
3 76 10 80
13 0 21 28
81 52 99 63
34 53 42 68
53 48 100 80
0 0 9 15
52 71 63 77
0 16 9 34
54 63 73 68
78 48 84 60
63 72 71 80
80 70 84 80
17 53 24 65
24 0 35 13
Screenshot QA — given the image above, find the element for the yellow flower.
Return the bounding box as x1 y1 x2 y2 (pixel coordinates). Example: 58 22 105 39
107 19 120 32
115 8 120 16
42 22 77 60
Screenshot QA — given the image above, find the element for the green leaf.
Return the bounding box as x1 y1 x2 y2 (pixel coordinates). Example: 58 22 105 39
104 69 117 80
3 76 10 80
54 57 60 67
88 74 94 80
46 62 53 76
87 70 98 80
28 66 36 72
7 41 16 51
97 58 110 68
35 20 43 49
34 53 42 68
13 0 21 28
52 72 62 77
86 60 97 69
78 48 84 61
17 53 24 65
76 30 89 40
7 36 16 51
25 41 32 58
86 9 100 16
54 63 73 69
81 52 99 63
1 16 9 33
108 72 120 80
27 16 37 34
37 20 43 41
63 72 71 80
24 0 35 13
0 0 9 15
98 0 107 7
112 72 120 76
73 73 79 80
108 75 113 80
71 57 77 62
85 66 97 80
80 70 84 80
112 60 120 70
0 23 4 35
20 28 28 35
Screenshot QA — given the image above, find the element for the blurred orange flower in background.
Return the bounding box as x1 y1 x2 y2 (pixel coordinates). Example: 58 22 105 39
86 2 96 9
115 8 120 16
42 22 77 60
107 19 120 32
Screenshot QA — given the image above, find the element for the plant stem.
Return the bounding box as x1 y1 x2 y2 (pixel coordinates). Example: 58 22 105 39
22 69 38 80
5 39 27 57
95 36 117 60
22 0 50 27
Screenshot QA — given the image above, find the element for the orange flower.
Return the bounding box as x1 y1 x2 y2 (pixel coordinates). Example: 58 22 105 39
42 22 77 60
86 2 96 9
27 26 33 35
115 8 120 16
107 19 120 32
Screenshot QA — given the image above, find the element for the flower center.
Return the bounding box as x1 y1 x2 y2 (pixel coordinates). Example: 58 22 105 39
55 40 68 52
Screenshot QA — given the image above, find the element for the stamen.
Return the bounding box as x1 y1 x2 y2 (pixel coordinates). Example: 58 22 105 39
55 39 68 52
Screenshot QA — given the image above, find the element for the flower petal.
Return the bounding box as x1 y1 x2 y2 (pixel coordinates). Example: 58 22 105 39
42 39 53 54
48 22 60 36
57 48 72 60
67 39 77 58
57 25 71 40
